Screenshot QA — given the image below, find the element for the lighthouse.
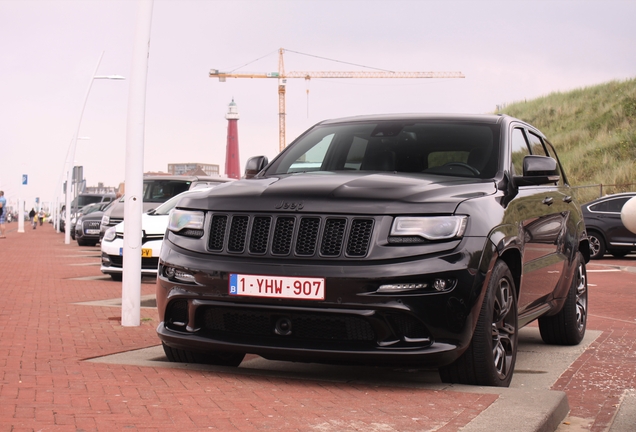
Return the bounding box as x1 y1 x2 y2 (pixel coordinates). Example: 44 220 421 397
225 98 240 179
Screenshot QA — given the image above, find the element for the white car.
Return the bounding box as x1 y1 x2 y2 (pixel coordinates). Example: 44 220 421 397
100 187 214 281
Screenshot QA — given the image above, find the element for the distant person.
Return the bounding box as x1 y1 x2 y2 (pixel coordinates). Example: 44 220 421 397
38 209 45 226
0 190 6 238
29 208 36 229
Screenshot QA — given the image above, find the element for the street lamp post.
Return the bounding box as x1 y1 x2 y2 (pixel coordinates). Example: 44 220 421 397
64 51 125 245
57 137 89 233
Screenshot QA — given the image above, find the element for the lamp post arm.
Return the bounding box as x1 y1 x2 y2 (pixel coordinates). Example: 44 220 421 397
64 51 105 244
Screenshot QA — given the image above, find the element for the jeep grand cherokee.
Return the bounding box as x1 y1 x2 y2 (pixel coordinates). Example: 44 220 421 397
156 114 589 387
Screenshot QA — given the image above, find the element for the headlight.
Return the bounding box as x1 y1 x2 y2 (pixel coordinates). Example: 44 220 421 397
103 226 117 242
389 216 468 242
168 209 205 233
101 215 110 226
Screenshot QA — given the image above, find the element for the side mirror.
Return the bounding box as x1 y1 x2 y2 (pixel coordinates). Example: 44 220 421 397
244 156 269 179
514 155 560 186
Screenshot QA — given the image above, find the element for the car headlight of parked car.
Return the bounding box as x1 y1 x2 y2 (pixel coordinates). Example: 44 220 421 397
103 226 117 242
389 216 468 243
168 209 205 237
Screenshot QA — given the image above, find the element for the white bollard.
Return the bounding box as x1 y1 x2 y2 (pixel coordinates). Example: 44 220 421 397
621 196 636 235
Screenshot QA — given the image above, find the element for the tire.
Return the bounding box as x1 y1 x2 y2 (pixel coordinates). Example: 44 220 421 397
162 342 245 367
539 252 587 345
110 273 123 282
587 231 605 260
439 260 518 387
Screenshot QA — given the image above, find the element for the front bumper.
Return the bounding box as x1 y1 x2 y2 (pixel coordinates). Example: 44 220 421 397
156 235 494 367
101 239 162 277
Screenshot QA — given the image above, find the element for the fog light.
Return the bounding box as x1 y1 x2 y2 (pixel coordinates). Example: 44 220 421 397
164 266 176 278
433 278 455 292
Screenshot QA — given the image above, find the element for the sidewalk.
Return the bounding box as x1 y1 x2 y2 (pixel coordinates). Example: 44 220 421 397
0 223 633 431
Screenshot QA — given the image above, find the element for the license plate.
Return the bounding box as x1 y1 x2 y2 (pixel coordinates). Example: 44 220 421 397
119 248 153 257
229 274 325 300
86 229 100 235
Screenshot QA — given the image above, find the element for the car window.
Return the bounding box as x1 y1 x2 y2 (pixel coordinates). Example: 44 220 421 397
152 194 185 215
607 197 631 212
590 197 632 213
152 187 214 215
510 128 530 176
527 132 548 156
269 121 500 179
542 140 564 185
143 180 193 203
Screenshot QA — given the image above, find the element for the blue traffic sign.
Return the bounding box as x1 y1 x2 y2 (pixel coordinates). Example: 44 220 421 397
22 174 28 185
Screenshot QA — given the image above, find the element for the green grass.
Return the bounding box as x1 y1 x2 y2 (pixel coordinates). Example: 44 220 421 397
500 77 636 202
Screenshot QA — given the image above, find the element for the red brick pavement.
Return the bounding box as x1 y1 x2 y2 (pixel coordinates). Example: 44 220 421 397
553 258 636 431
0 224 498 431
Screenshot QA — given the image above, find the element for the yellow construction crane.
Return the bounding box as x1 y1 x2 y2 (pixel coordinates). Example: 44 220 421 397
210 48 465 152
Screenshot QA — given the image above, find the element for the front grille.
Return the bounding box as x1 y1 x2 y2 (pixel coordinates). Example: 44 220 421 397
249 217 271 254
108 217 123 227
296 218 320 256
199 307 375 342
321 219 347 256
208 214 374 258
227 216 248 253
82 220 101 231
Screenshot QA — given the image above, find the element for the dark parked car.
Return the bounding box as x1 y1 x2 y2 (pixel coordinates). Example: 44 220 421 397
74 201 115 247
156 114 589 387
70 202 111 240
581 192 636 259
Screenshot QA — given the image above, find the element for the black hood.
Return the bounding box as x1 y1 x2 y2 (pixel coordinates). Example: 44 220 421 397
177 172 497 215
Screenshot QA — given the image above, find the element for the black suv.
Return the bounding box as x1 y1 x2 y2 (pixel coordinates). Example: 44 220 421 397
156 114 589 387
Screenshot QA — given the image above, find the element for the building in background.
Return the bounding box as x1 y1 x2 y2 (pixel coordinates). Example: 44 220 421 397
225 98 240 179
84 182 118 195
167 163 220 177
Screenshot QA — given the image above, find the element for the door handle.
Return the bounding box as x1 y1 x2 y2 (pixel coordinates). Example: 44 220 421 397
543 197 554 206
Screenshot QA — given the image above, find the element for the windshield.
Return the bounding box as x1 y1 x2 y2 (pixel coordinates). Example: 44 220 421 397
152 194 183 215
143 180 192 203
267 121 500 179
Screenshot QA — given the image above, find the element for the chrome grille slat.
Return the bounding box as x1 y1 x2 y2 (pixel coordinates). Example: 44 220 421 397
296 217 320 256
272 217 295 255
249 217 272 254
228 216 249 253
321 218 347 256
207 213 373 258
208 215 227 251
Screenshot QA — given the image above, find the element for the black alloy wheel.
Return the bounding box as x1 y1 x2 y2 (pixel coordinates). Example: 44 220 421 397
539 251 587 345
587 231 606 260
439 260 518 387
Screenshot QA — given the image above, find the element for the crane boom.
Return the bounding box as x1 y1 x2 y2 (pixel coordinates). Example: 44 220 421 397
209 70 464 79
210 48 465 151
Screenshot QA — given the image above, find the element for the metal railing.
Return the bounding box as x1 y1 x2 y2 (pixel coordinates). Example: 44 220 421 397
571 183 636 204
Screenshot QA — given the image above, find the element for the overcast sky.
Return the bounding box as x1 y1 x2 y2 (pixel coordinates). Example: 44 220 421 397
1 0 635 207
